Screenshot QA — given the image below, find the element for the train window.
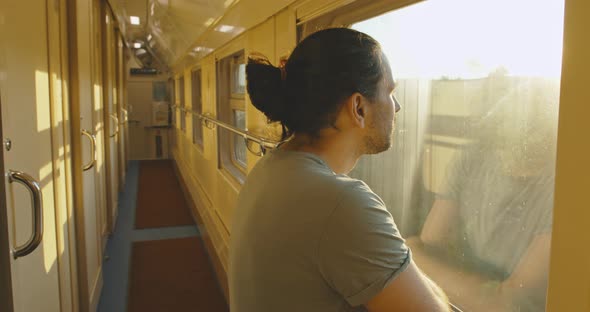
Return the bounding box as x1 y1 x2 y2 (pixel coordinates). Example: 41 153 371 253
231 61 246 96
170 78 176 126
217 51 247 183
233 110 247 167
152 81 167 101
179 76 186 132
324 0 563 311
192 69 203 148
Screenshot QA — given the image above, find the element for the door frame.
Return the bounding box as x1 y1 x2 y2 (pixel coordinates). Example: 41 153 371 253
101 1 116 235
0 92 14 312
66 0 91 309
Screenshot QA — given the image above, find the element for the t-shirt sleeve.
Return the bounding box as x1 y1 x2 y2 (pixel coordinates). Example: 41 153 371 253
437 149 471 200
317 180 411 307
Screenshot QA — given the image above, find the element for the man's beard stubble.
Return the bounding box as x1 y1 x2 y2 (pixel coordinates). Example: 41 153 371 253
362 125 393 155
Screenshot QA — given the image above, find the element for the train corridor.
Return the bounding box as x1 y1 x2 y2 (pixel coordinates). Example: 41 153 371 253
97 160 228 312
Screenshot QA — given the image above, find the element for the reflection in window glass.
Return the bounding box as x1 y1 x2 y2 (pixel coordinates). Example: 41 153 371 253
351 0 563 311
179 77 186 131
233 109 247 167
192 70 203 147
232 62 246 95
170 79 176 126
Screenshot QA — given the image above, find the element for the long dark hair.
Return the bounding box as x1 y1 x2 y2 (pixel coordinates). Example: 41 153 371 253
246 28 384 140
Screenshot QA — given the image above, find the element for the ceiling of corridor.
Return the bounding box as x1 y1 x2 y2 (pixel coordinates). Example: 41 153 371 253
108 0 298 72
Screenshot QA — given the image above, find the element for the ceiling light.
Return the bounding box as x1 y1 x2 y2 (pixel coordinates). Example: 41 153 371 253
134 42 142 49
215 25 235 33
130 16 140 25
193 46 213 53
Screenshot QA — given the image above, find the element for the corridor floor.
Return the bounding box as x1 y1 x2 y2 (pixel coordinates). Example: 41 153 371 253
97 160 227 311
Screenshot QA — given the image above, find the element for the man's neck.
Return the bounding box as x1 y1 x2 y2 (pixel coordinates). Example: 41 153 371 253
281 131 361 175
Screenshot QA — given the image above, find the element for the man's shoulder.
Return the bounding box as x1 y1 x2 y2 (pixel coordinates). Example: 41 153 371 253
332 175 373 196
330 176 387 215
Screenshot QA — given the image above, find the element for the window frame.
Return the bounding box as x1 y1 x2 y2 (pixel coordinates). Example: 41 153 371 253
216 50 247 183
297 0 421 39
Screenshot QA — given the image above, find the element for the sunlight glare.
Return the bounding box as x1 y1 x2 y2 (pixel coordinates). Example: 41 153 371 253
40 162 58 273
353 0 565 79
35 70 51 132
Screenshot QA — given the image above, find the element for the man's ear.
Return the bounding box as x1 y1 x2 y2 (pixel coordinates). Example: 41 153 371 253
348 92 366 128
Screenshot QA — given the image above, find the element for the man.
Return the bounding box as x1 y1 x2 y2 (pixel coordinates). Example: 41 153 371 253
230 28 449 312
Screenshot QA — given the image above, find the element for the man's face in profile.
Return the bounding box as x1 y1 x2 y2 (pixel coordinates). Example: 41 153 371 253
363 54 399 155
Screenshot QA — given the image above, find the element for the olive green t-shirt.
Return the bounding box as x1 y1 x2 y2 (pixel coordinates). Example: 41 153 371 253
229 149 411 312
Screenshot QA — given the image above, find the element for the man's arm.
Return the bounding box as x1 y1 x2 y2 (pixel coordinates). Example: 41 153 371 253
318 181 451 312
407 199 551 311
407 237 511 311
420 199 460 247
500 233 551 305
365 260 450 312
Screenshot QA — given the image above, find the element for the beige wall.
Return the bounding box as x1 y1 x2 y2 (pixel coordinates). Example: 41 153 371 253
546 0 590 310
127 75 171 160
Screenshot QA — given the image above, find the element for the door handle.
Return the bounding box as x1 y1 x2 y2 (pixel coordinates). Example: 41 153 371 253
8 170 43 259
81 129 96 171
109 114 119 138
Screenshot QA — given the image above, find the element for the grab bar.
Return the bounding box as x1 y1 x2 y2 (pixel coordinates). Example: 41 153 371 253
109 114 119 138
8 170 43 259
81 129 96 171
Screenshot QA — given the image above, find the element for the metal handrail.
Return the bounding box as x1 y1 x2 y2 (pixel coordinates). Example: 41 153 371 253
171 104 282 155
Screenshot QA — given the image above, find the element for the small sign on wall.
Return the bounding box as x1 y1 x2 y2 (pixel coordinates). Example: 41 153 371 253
130 68 158 75
152 101 170 126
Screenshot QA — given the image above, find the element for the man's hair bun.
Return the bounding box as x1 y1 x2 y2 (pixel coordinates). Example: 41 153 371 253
246 55 287 123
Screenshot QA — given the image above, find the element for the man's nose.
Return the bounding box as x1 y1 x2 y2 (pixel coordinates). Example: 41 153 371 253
393 96 402 113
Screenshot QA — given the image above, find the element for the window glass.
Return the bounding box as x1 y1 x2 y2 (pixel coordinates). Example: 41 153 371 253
233 109 247 167
350 0 564 311
232 61 246 95
152 81 167 101
192 70 203 147
179 76 186 131
170 79 176 126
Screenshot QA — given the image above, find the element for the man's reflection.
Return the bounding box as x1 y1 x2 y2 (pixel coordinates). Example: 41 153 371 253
407 82 558 312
